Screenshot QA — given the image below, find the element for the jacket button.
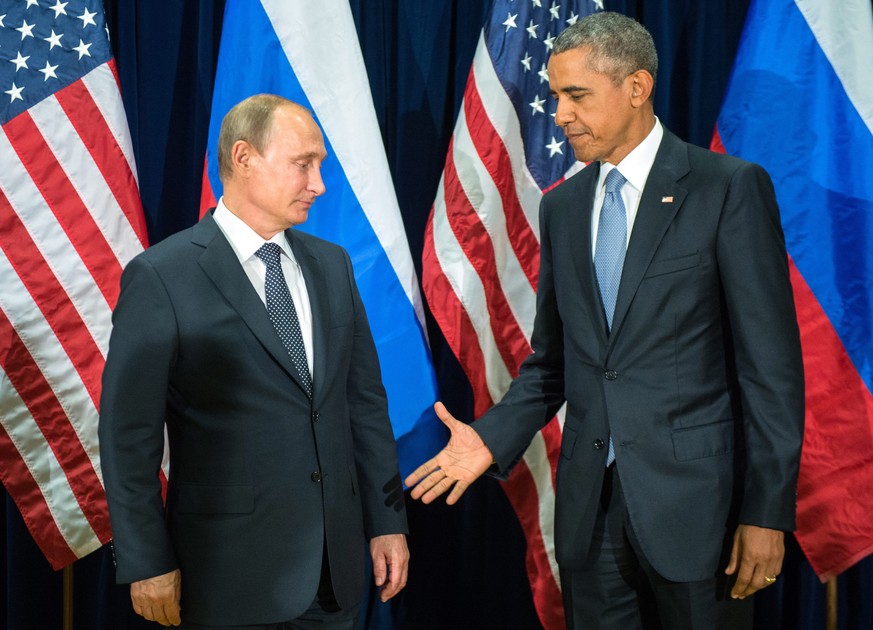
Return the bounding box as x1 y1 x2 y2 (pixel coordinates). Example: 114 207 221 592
593 439 605 450
604 370 618 380
312 411 320 422
311 472 322 482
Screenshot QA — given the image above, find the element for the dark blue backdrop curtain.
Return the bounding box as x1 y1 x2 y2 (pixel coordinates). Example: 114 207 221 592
3 0 872 627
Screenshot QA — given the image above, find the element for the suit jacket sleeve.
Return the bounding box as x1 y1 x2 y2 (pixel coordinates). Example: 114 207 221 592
341 250 408 537
717 161 804 530
99 255 179 583
473 198 568 475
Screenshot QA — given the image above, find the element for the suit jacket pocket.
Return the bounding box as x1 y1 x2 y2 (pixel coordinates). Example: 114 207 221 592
671 419 734 462
175 482 254 514
644 251 700 278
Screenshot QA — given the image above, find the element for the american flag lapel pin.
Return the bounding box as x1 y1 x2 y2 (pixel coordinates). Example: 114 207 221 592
661 196 674 203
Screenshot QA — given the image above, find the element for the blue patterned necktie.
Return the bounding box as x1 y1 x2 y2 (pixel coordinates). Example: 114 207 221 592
255 242 313 398
594 168 627 466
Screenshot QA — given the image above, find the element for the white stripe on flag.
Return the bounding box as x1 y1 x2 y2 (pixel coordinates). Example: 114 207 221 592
795 0 873 135
81 65 140 188
0 248 102 475
0 125 112 358
523 428 561 588
453 107 537 341
472 32 545 239
0 369 101 558
431 175 514 402
259 0 427 326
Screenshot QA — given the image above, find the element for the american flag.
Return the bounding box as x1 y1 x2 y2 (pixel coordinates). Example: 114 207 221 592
0 0 146 569
422 0 600 627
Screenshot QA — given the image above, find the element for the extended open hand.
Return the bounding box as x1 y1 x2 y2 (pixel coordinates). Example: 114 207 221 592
404 402 494 505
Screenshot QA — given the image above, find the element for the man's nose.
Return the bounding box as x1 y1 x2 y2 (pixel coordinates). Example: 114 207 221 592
309 167 326 196
554 99 574 126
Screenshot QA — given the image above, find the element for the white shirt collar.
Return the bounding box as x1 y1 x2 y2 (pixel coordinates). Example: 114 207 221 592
213 197 297 265
598 117 663 194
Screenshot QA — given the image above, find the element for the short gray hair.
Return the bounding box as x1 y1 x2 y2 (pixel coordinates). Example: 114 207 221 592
553 12 657 93
217 94 301 181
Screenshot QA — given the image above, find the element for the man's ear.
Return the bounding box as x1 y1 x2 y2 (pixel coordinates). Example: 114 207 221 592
230 140 256 178
629 70 654 107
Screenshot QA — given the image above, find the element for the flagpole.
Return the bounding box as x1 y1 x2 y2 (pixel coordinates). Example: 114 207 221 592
63 564 73 630
825 576 837 630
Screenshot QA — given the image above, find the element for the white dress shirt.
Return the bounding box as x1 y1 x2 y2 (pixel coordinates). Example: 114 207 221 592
592 118 664 254
213 198 314 375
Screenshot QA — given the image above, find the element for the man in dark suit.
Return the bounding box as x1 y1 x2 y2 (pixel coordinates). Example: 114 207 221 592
99 94 409 628
406 12 804 629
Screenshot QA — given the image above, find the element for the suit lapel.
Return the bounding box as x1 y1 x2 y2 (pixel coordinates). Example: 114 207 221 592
566 163 611 346
194 214 311 396
609 131 689 343
287 229 330 406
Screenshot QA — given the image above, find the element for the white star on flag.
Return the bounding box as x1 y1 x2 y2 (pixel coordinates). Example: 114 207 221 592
538 63 549 83
503 12 518 31
73 39 93 59
5 82 24 102
529 93 546 115
543 33 555 50
550 4 561 20
16 20 35 40
45 29 64 50
546 136 564 156
521 53 532 71
567 11 579 25
526 19 538 38
49 0 69 18
77 8 98 28
39 61 59 81
10 51 30 71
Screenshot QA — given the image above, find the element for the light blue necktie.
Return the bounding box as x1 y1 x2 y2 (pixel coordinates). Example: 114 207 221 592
594 168 627 466
255 242 313 399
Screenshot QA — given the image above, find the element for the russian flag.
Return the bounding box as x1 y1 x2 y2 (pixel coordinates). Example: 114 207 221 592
200 0 443 479
713 0 873 580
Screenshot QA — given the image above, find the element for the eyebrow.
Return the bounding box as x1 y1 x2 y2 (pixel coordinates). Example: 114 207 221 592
293 150 328 160
554 85 590 95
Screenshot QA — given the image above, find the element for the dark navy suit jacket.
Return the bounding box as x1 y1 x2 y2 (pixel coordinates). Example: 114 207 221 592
99 212 406 625
475 129 804 582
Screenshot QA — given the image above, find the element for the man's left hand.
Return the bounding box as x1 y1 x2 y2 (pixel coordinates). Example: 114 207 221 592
725 524 784 599
370 534 409 602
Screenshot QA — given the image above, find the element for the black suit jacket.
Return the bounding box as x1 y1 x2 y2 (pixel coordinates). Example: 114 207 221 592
475 129 804 582
99 212 406 625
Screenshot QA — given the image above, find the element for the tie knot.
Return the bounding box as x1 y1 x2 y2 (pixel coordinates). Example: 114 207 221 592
605 168 627 195
255 242 282 268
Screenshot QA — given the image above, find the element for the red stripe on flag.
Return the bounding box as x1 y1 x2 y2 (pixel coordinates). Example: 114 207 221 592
443 139 532 374
0 308 110 543
421 210 495 417
0 188 106 409
464 78 540 290
501 461 565 629
200 156 217 219
107 58 123 92
540 416 562 487
54 80 148 250
3 112 124 308
0 428 78 570
789 260 873 581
